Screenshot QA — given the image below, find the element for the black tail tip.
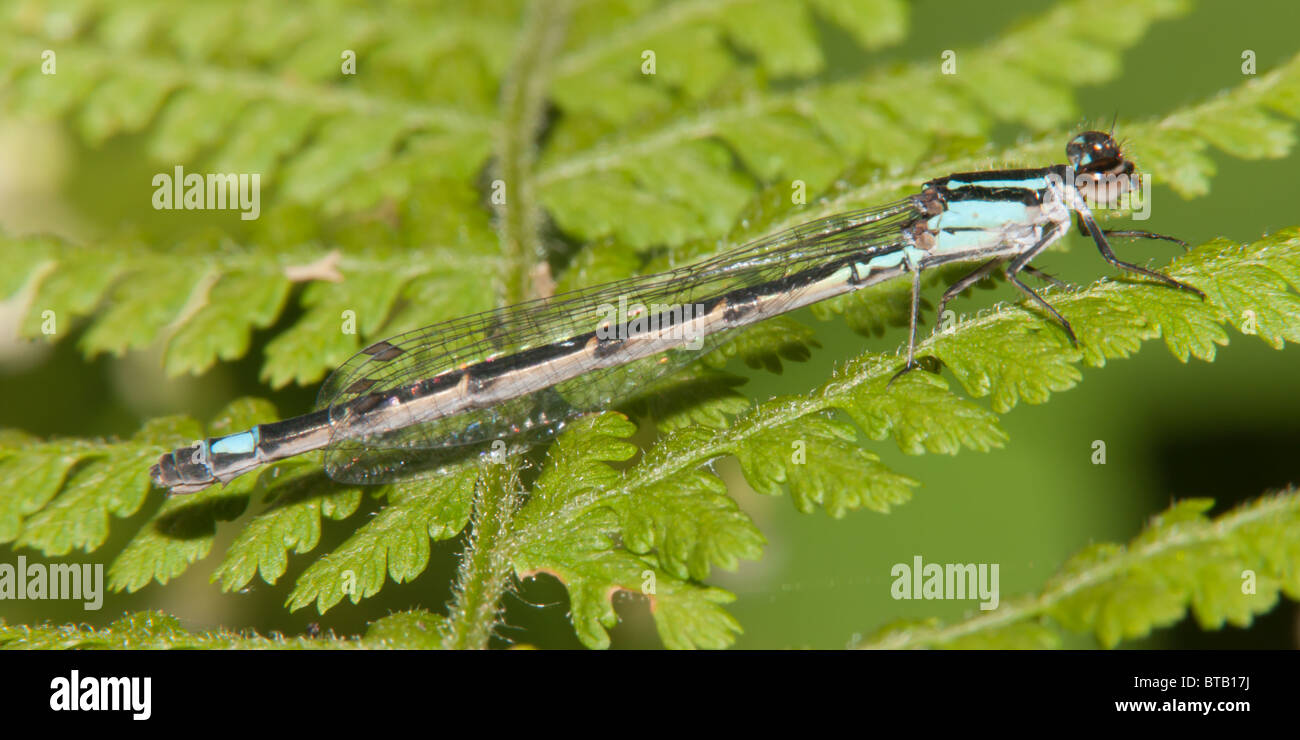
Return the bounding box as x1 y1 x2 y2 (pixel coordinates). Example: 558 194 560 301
150 447 217 495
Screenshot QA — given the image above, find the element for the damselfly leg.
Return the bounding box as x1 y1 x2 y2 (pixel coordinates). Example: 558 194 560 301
1003 224 1081 345
1101 229 1188 250
1077 211 1205 298
934 258 1003 334
886 261 926 388
1020 265 1072 290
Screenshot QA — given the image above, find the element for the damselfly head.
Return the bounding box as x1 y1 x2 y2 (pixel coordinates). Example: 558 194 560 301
1068 131 1136 207
1066 131 1132 177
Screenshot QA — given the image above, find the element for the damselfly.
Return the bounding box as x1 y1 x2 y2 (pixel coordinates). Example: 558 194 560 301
151 131 1202 494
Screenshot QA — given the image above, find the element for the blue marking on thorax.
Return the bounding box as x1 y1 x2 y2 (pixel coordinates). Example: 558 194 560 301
864 251 905 268
863 246 929 270
931 199 1033 232
945 175 1049 192
931 228 1006 252
210 428 259 457
923 198 1041 255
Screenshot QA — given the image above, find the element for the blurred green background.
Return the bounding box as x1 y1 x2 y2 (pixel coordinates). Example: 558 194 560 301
1 0 1298 648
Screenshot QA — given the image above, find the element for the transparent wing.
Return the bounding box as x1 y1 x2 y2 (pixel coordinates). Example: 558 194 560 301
318 202 917 484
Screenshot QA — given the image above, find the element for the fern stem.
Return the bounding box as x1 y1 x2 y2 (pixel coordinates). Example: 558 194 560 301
437 0 575 652
441 460 523 650
493 0 572 305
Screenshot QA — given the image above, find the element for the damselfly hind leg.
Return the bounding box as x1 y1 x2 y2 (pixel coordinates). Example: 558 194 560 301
888 261 936 388
886 360 920 387
890 255 1073 388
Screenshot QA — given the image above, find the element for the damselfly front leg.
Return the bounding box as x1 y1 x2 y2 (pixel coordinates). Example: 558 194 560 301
1074 212 1189 251
1076 209 1205 298
1100 229 1188 250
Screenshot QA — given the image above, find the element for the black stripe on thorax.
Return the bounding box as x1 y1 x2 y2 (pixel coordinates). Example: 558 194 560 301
926 166 1061 207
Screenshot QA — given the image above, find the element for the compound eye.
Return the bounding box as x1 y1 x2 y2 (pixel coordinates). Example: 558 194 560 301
1066 137 1086 163
1069 131 1121 169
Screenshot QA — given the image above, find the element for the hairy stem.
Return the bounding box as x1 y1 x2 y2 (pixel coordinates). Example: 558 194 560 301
493 0 572 304
437 0 574 651
441 460 524 649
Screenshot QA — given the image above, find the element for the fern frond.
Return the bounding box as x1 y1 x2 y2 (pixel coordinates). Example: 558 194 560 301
857 489 1300 649
0 609 447 649
0 229 499 383
6 31 1299 390
4 0 1298 651
1 0 506 211
281 470 475 613
553 0 909 125
506 413 751 649
0 414 186 554
6 229 1297 646
538 0 1191 249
